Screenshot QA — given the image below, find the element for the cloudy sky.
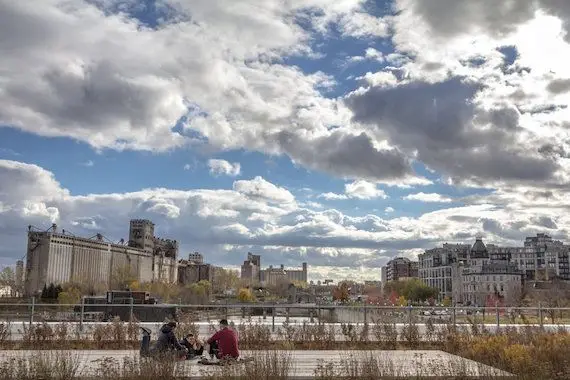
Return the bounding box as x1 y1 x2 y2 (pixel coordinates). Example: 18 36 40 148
2 0 570 282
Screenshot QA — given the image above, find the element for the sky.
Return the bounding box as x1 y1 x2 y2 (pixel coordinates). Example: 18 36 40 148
2 0 570 282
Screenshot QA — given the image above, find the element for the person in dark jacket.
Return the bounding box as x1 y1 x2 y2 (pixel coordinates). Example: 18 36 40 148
152 321 187 357
179 333 204 359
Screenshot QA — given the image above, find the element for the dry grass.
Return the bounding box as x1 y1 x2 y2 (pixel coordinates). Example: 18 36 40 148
0 351 82 380
1 317 570 379
203 350 294 380
312 351 510 380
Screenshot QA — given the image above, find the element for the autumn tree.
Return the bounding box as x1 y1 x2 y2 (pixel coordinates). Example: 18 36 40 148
57 283 83 305
237 287 255 303
383 279 439 303
135 281 182 303
332 282 350 303
182 280 211 304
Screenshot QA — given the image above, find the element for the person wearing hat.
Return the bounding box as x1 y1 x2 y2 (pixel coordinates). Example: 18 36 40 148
206 319 240 360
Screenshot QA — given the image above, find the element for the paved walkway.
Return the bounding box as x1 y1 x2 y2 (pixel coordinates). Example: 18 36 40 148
0 349 512 378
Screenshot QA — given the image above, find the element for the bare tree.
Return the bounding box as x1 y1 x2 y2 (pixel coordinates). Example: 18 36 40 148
0 267 16 296
110 264 137 290
212 268 239 294
527 279 570 323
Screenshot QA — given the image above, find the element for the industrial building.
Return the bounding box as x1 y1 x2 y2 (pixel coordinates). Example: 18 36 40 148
240 252 261 284
24 219 178 296
178 253 217 284
260 263 308 286
239 252 308 285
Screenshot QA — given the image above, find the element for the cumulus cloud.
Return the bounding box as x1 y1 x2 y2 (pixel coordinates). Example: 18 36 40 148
3 160 567 275
0 0 428 183
403 192 453 203
319 180 387 200
207 159 241 177
5 1 570 276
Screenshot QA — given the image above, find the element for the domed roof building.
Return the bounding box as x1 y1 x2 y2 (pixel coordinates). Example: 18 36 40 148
470 236 489 259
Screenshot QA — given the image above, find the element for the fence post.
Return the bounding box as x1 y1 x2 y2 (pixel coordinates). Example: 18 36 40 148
538 302 543 327
495 301 500 328
408 305 412 324
272 307 275 332
129 297 134 322
80 296 85 332
452 304 457 327
286 307 290 324
364 306 368 325
30 296 35 325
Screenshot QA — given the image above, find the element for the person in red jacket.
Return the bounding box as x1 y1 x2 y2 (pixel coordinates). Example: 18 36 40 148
206 319 239 360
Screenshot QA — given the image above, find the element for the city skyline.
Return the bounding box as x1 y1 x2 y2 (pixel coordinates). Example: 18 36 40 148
3 1 570 281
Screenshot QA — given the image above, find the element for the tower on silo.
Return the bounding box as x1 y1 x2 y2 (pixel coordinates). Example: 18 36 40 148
302 262 308 282
128 219 155 253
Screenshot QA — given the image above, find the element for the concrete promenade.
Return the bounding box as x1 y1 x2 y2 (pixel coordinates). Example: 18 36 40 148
0 349 513 378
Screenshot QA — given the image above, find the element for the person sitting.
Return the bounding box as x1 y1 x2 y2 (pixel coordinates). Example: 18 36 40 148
206 319 240 360
179 333 204 359
151 321 187 358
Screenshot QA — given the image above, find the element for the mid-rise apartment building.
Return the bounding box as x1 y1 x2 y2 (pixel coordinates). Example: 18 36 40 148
383 257 419 282
418 235 570 306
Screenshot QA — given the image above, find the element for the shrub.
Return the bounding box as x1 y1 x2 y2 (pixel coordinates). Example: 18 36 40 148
0 351 81 380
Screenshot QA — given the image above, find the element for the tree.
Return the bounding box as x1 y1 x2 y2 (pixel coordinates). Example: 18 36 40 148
212 268 240 294
182 280 211 304
110 265 138 290
526 279 570 323
291 280 309 289
332 282 350 303
57 284 82 304
383 279 439 304
237 288 255 303
0 267 16 296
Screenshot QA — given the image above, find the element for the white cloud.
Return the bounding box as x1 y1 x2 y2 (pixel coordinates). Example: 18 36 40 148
6 2 570 278
345 180 388 200
233 176 295 204
81 160 94 167
320 180 387 200
2 159 570 279
385 207 395 213
0 0 425 183
403 192 453 203
207 159 241 177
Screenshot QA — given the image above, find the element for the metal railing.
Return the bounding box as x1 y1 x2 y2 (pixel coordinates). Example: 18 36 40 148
1 299 570 330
